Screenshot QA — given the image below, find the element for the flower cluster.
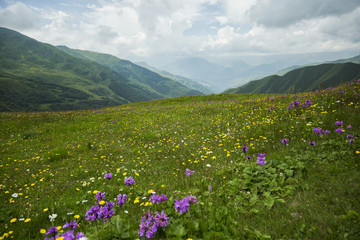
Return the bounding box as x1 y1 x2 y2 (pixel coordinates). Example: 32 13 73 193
309 141 316 146
124 176 136 186
139 210 169 239
288 99 311 109
174 195 198 214
44 221 85 240
256 153 267 166
281 138 289 145
335 121 343 126
149 194 168 204
185 168 195 176
241 146 248 153
117 193 127 207
336 128 344 134
85 192 117 223
104 173 112 180
313 128 329 135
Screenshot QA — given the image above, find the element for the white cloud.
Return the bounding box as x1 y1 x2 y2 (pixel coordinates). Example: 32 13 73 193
0 2 40 30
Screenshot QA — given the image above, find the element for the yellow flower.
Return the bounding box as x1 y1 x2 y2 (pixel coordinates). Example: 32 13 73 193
10 218 17 223
40 229 46 234
43 208 49 212
123 172 127 176
93 190 98 194
74 215 80 219
134 198 140 204
356 151 360 154
56 237 64 240
56 226 62 231
24 218 31 222
99 200 105 205
161 185 165 188
8 231 13 235
148 189 155 194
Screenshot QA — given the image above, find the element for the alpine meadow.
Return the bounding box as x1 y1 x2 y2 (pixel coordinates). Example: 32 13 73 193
1 81 359 239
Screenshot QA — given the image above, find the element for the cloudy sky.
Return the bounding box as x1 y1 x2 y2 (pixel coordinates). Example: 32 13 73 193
1 0 360 66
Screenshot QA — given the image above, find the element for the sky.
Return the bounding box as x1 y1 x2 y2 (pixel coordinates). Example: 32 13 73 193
1 0 360 67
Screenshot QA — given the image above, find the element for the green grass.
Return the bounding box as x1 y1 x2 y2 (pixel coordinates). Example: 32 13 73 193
0 82 359 239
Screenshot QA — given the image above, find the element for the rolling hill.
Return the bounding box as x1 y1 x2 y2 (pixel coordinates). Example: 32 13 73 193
0 27 201 112
224 62 360 94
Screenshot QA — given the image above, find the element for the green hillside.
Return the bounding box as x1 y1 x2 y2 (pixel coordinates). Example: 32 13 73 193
57 46 203 98
0 27 200 112
225 62 360 94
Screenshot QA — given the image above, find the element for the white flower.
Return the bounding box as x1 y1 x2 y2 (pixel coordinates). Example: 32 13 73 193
78 237 88 240
12 193 18 198
124 210 128 214
206 164 211 168
19 218 25 221
49 214 57 222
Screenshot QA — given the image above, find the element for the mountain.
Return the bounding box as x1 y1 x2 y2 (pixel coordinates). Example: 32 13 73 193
135 61 213 94
0 27 201 112
160 57 238 92
224 62 360 94
57 46 203 98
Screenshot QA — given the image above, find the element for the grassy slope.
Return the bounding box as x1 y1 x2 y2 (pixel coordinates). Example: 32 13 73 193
57 46 203 98
0 82 359 239
225 62 360 94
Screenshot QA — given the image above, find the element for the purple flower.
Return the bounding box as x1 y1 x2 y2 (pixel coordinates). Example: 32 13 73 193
104 173 112 180
174 196 198 214
63 220 78 230
208 185 212 194
124 176 136 186
322 129 330 134
309 141 316 146
117 193 127 207
241 146 248 153
281 138 289 145
347 134 354 138
100 201 115 222
293 100 300 107
186 168 195 176
154 210 169 228
246 155 251 160
45 226 58 236
304 99 312 107
61 230 74 240
349 139 354 143
336 128 344 134
149 194 168 204
347 125 352 129
335 121 343 126
96 191 106 202
313 128 322 135
256 153 267 166
288 102 293 109
85 205 100 221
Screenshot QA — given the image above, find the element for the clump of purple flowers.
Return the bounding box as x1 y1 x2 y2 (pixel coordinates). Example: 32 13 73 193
313 127 323 135
241 146 248 153
256 153 267 166
174 195 198 214
335 121 343 126
44 221 85 240
139 210 169 239
124 176 136 186
281 138 289 145
246 155 251 160
336 128 344 134
309 141 316 146
96 191 106 202
117 193 127 207
104 172 112 179
186 168 195 176
149 194 168 204
347 134 355 143
303 99 312 107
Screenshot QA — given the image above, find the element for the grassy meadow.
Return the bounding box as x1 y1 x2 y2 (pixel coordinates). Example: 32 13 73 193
1 81 360 239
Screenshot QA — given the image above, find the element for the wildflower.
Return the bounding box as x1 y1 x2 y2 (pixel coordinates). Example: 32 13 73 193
174 196 197 214
96 191 106 202
25 218 31 223
63 220 78 230
309 141 316 146
347 125 352 129
281 138 289 145
293 100 300 107
185 168 195 176
104 173 112 180
138 210 169 239
43 208 49 212
313 128 322 135
335 121 343 126
304 99 312 107
241 146 248 153
154 210 169 228
208 185 212 194
322 129 330 134
149 194 168 204
336 128 344 134
117 193 127 207
40 229 46 234
124 176 136 186
12 193 18 198
256 153 267 166
85 205 100 221
100 201 115 222
45 226 58 236
74 215 80 219
49 214 57 222
10 218 16 223
206 164 211 167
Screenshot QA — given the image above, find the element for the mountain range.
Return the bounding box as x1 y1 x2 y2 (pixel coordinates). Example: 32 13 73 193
0 27 202 112
224 62 360 94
